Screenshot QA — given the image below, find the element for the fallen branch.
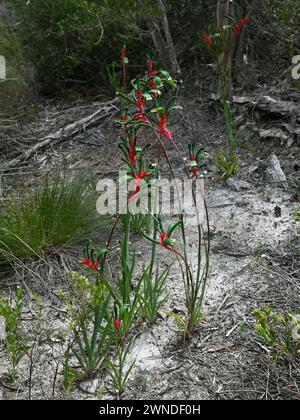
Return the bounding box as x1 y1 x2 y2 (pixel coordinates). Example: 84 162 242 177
233 95 300 119
2 99 118 170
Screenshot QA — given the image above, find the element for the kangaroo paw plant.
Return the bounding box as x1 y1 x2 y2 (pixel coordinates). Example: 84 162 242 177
116 56 211 338
64 54 210 395
202 17 250 178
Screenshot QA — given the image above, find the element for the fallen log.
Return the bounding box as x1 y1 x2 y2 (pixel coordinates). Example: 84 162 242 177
233 95 300 119
1 99 118 170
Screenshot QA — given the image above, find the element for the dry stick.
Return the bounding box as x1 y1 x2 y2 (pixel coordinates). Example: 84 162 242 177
52 360 60 400
1 99 118 170
27 336 37 401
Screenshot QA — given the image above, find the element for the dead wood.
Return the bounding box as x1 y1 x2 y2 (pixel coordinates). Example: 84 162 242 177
1 99 118 170
233 95 300 119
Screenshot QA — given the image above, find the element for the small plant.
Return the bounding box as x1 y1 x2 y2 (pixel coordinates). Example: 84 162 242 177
137 265 170 323
72 301 113 379
213 150 239 179
253 307 300 362
0 288 28 379
106 61 122 94
62 245 114 379
116 214 144 336
106 338 136 397
61 347 81 395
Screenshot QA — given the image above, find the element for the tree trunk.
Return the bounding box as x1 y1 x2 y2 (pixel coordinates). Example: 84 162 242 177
144 0 181 76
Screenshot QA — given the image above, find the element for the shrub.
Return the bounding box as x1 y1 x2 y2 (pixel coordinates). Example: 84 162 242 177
0 288 28 379
0 8 34 113
10 0 105 94
0 174 103 265
10 0 146 94
254 307 300 362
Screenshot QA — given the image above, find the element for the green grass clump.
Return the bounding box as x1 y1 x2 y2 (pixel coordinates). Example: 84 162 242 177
0 174 104 265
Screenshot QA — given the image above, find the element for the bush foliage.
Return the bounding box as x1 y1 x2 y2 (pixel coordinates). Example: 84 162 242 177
0 9 34 112
3 0 300 95
10 0 146 94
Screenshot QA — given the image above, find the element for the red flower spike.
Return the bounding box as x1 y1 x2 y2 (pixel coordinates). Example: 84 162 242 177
160 232 169 247
114 318 122 341
81 257 91 267
146 60 159 97
135 89 146 112
190 155 199 176
129 172 150 204
192 166 199 176
233 17 250 38
135 171 150 180
91 260 100 271
129 184 141 202
81 258 100 272
129 138 137 166
159 114 173 142
160 232 176 249
149 80 158 98
135 112 150 125
203 34 214 48
147 60 159 77
114 318 122 332
121 47 127 86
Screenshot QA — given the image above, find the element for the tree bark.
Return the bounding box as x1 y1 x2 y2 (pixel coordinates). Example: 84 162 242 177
144 0 180 76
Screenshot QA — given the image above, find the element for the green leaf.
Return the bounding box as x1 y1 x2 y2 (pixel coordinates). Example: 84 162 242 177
160 70 172 81
151 107 164 114
142 93 153 101
119 304 129 318
167 221 182 237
